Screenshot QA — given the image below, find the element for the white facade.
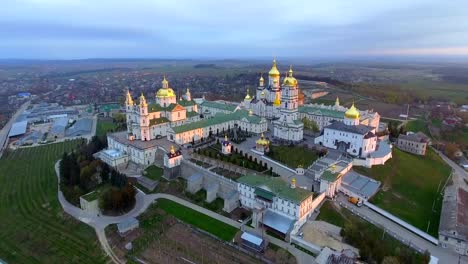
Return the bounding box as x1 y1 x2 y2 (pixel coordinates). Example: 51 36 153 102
238 183 314 221
315 104 378 158
272 67 304 142
164 146 183 168
80 193 100 216
237 176 316 232
167 110 268 145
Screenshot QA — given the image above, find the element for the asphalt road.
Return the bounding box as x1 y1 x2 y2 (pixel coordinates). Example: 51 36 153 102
0 101 30 158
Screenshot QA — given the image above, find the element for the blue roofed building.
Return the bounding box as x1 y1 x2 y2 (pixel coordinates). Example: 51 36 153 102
8 121 28 138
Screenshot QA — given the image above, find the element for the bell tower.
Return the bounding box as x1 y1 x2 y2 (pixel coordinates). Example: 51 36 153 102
139 93 150 141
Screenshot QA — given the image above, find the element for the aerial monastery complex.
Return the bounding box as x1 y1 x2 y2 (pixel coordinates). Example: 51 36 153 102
97 59 392 239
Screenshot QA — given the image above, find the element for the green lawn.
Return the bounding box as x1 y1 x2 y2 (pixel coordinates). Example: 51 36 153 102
198 143 267 172
316 201 347 227
0 141 107 263
405 119 431 137
267 145 319 168
143 165 163 181
96 118 118 137
157 198 237 241
354 148 450 236
317 201 427 263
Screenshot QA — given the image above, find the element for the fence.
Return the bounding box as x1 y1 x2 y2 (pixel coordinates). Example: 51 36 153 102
339 201 428 254
290 235 322 255
364 201 439 245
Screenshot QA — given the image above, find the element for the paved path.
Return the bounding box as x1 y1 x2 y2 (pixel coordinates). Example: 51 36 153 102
335 194 468 264
432 147 468 181
54 161 313 264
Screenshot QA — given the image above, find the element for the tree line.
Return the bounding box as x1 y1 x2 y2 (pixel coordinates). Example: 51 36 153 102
59 136 136 214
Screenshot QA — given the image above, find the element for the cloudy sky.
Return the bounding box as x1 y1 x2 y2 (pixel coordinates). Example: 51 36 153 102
0 0 467 59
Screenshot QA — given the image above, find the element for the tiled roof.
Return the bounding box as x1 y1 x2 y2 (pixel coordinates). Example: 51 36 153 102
237 175 312 204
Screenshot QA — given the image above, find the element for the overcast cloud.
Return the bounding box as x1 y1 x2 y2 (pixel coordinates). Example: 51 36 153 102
0 0 467 59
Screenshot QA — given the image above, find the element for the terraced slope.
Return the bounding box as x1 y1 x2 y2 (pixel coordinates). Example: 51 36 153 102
0 141 107 263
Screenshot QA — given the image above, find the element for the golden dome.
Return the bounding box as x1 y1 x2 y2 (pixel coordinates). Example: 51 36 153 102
261 90 265 96
245 89 251 100
283 66 298 87
157 75 176 98
345 103 360 119
269 58 280 77
259 75 264 81
256 133 269 145
139 93 147 106
156 87 176 98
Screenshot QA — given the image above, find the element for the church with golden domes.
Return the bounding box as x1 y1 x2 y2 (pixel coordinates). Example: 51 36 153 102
245 59 283 118
124 76 199 141
314 103 379 158
244 59 304 142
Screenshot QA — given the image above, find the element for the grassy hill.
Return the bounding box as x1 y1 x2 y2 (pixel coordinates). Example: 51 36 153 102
354 148 451 236
0 141 107 263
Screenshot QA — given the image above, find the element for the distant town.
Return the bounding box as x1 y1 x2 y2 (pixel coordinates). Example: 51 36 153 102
0 59 466 264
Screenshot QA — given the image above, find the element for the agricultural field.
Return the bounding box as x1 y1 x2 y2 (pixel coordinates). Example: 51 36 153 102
354 148 451 236
0 141 107 263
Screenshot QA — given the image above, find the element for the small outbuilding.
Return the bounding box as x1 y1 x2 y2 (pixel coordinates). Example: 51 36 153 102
117 217 139 236
241 232 265 252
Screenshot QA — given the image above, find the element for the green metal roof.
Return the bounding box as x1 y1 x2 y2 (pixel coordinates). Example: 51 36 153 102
254 188 275 201
148 103 165 113
201 101 237 112
298 106 344 119
149 117 169 126
186 111 199 118
293 120 303 125
171 110 261 134
179 99 196 106
321 170 340 182
81 191 98 202
237 175 312 204
99 103 120 112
